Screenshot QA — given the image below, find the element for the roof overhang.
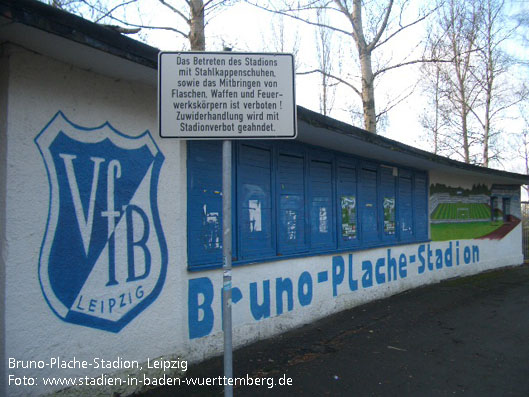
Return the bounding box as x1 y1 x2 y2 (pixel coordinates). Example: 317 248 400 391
296 107 529 186
0 0 156 85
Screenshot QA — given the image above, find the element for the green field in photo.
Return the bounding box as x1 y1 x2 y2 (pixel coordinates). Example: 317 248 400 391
431 203 491 220
430 221 503 241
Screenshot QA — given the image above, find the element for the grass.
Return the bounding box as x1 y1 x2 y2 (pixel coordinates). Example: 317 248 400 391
430 221 503 241
431 203 491 220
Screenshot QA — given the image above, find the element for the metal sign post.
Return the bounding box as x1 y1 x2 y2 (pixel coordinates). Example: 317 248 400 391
222 139 233 397
158 51 296 397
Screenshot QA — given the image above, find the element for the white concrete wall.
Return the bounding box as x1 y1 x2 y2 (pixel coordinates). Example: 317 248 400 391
186 234 523 349
1 44 524 397
3 44 187 396
1 42 10 397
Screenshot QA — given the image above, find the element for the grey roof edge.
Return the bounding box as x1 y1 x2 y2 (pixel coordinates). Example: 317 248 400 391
0 0 158 68
3 0 528 185
297 106 529 184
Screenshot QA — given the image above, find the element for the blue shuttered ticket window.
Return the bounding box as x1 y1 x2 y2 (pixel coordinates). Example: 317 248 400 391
187 141 429 270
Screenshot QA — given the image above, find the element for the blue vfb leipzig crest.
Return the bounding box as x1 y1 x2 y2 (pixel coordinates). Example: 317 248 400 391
35 112 167 332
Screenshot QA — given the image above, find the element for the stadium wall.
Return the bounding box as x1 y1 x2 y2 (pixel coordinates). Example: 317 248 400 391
1 23 525 397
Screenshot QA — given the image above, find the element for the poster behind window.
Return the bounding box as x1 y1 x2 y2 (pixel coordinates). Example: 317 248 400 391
384 197 396 235
341 196 357 240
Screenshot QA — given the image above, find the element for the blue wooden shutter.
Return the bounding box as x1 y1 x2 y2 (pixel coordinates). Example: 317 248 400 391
309 158 335 250
360 165 379 243
398 171 413 240
187 141 223 267
237 143 275 260
337 163 358 247
278 152 307 254
380 166 397 241
414 172 428 240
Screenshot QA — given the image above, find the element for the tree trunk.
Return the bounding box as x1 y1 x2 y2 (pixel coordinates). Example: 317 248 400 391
360 49 377 133
350 0 377 134
322 72 328 115
461 106 470 163
457 66 471 163
481 1 494 168
433 64 440 154
522 131 529 175
482 105 490 167
189 0 205 51
459 76 470 163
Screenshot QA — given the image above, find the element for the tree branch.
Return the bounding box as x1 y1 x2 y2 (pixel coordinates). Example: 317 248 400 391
376 81 418 119
297 68 362 97
93 0 137 23
373 57 452 78
158 0 190 24
246 1 352 36
373 5 437 50
102 13 189 37
367 0 393 51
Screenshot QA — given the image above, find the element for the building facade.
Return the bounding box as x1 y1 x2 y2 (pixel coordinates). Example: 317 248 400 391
1 1 528 396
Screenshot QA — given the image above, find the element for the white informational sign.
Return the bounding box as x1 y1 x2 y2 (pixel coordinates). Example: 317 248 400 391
158 52 296 139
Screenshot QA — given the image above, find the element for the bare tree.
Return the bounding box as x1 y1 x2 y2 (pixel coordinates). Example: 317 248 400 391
419 43 445 155
266 13 301 70
521 129 529 187
422 0 527 166
421 0 483 164
514 0 529 47
472 0 527 166
315 7 338 116
251 0 437 133
43 0 236 51
269 14 295 52
441 0 483 163
513 101 529 195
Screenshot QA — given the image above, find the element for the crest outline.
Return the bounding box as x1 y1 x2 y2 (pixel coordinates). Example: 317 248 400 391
35 111 168 332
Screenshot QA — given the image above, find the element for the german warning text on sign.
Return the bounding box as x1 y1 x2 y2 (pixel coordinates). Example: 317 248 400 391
159 52 296 139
